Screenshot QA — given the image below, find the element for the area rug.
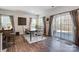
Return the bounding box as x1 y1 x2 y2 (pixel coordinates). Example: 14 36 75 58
23 35 47 44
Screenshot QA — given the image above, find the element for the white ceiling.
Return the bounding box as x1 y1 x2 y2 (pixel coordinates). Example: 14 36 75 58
0 6 79 16
0 6 54 16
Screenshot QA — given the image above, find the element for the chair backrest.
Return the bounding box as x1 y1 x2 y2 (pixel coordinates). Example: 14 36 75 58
3 31 11 37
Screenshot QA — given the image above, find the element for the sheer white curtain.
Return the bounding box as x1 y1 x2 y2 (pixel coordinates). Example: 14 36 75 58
38 17 44 35
31 17 44 30
52 12 75 42
1 15 12 30
53 13 73 32
31 18 36 29
38 17 44 28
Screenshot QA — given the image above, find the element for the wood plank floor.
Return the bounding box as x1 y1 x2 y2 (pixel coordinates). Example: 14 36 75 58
7 35 79 52
7 36 48 52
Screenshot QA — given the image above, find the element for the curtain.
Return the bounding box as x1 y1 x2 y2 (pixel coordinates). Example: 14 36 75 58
48 16 53 36
0 15 1 30
10 16 15 32
52 12 75 42
29 18 32 30
70 10 79 45
43 17 46 35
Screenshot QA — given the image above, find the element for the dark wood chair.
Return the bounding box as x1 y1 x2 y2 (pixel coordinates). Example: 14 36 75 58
3 30 15 48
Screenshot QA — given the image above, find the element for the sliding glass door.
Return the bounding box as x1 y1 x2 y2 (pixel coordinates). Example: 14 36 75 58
52 12 75 42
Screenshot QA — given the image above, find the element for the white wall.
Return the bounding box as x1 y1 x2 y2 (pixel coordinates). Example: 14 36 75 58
13 15 30 34
0 9 37 34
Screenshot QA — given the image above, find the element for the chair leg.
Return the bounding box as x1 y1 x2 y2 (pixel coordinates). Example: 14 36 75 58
13 37 15 45
6 38 8 48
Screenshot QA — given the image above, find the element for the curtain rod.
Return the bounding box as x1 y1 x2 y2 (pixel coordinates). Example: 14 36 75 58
51 8 79 16
0 14 13 16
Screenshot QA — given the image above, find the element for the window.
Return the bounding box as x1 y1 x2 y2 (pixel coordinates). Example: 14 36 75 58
30 17 44 33
52 12 75 42
1 15 12 30
38 17 44 29
31 18 36 29
53 13 73 32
